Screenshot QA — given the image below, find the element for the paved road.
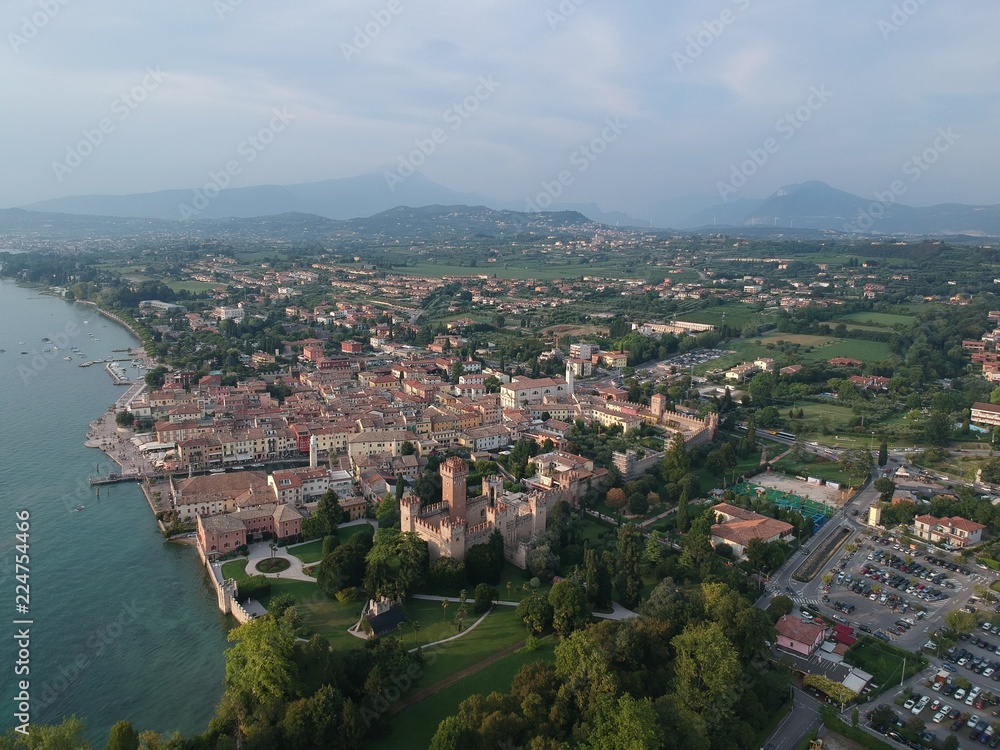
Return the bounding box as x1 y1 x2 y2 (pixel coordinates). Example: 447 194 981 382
765 687 823 750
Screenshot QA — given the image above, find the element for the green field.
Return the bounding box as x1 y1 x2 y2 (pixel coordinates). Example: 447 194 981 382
370 640 556 750
701 335 895 375
837 311 916 328
166 280 224 293
288 525 373 565
676 304 779 330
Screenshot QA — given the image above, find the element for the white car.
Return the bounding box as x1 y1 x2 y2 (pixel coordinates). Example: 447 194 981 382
904 697 917 710
955 689 967 701
933 710 947 723
931 681 943 692
913 696 930 714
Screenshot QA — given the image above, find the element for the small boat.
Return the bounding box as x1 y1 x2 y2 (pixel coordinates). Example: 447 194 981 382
64 356 72 361
74 505 85 512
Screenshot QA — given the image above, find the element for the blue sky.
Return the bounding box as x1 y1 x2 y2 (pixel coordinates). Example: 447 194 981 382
3 0 999 214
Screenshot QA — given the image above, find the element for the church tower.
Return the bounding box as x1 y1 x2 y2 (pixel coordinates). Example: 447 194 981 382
565 361 574 395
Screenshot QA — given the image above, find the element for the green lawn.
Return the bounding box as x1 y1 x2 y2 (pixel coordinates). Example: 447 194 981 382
675 304 778 330
837 311 916 328
369 639 557 750
288 539 325 565
221 559 250 583
417 561 550 601
412 606 526 688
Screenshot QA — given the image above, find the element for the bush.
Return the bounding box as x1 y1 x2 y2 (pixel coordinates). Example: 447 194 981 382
473 583 498 614
238 575 271 602
429 558 467 591
335 587 359 604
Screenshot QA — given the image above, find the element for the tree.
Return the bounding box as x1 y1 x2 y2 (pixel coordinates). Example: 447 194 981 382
114 410 134 428
671 621 741 726
583 694 664 750
873 477 896 503
676 490 690 534
517 592 554 634
840 447 874 479
606 487 627 510
310 489 344 538
877 437 888 467
661 431 690 484
400 440 416 456
224 615 296 710
395 472 405 502
548 580 588 635
769 594 794 617
105 721 139 750
945 609 978 633
615 524 642 609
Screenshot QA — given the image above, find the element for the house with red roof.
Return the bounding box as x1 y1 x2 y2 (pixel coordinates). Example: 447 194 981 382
913 514 985 548
710 502 795 560
775 614 829 657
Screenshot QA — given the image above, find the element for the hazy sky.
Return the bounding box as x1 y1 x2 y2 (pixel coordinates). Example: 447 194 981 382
4 0 999 214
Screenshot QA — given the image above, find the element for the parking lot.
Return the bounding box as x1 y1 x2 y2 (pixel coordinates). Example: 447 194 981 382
810 534 996 653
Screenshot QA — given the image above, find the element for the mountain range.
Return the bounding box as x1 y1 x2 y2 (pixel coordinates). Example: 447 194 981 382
14 175 1000 237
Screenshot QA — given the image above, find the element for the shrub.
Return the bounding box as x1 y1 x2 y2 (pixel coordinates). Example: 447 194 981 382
238 575 271 602
335 587 359 604
474 583 498 614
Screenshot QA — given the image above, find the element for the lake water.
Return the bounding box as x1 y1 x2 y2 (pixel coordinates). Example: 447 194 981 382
0 280 228 742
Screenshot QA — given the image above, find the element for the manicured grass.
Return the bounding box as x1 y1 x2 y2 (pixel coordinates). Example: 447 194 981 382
400 598 478 647
221 559 250 583
288 539 324 564
255 557 290 573
369 640 557 750
413 606 526 688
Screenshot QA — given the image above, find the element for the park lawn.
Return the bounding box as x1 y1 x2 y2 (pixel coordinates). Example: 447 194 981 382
369 640 557 750
412 606 526 688
221 559 250 583
293 588 369 649
792 401 862 436
288 539 325 564
400 598 475 646
836 311 916 328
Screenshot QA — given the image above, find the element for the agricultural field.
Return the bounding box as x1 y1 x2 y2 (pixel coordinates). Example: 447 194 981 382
699 334 894 375
166 280 224 293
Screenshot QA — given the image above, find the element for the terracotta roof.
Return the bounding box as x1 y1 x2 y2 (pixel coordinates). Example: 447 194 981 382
775 615 826 645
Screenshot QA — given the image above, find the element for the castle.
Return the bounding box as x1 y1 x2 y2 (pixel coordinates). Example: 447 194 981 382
400 456 557 569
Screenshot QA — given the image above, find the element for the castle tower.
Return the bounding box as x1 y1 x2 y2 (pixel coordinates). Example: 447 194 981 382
309 435 318 468
441 456 469 524
482 474 504 507
650 393 667 419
